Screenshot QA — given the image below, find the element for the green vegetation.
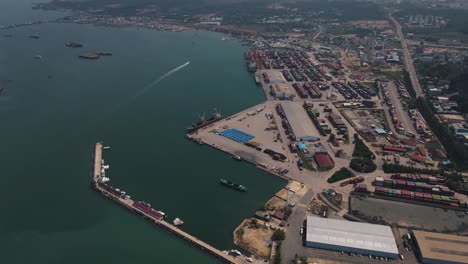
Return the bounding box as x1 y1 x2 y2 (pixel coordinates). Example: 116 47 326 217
386 41 402 50
375 70 403 81
272 242 282 264
327 167 355 183
235 226 245 239
416 97 468 170
382 163 465 192
323 191 343 206
352 134 374 159
397 3 468 36
415 61 468 113
272 229 286 241
298 151 315 171
383 162 442 174
362 100 376 108
403 70 416 99
350 158 376 173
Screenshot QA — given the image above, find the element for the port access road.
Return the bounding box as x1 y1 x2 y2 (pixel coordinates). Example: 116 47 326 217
91 143 251 264
389 12 423 98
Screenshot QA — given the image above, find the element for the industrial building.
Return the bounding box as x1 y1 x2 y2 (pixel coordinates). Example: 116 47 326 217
305 216 399 259
313 153 334 169
272 83 294 100
412 230 468 264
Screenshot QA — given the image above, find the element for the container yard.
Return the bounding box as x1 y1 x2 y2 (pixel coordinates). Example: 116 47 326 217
91 142 249 264
370 174 465 208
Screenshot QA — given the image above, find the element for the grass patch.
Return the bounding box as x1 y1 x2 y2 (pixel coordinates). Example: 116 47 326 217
386 41 402 49
425 141 443 150
374 70 403 81
235 226 245 239
317 166 333 172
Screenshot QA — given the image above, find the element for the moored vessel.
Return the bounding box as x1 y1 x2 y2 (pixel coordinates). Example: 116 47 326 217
220 178 247 192
186 111 222 134
79 53 99 59
65 42 83 48
173 218 184 226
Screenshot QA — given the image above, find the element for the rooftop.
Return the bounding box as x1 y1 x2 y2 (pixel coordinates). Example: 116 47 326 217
314 153 334 168
306 216 398 256
413 230 468 264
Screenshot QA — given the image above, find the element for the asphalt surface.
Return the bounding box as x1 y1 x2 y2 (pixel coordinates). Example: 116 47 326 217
389 12 423 98
350 196 468 233
281 188 315 264
386 81 417 135
281 101 320 139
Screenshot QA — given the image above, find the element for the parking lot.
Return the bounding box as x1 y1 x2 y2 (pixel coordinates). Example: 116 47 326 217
350 196 468 234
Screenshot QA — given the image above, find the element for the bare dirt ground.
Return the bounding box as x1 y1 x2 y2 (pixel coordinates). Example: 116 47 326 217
234 219 274 258
275 181 308 204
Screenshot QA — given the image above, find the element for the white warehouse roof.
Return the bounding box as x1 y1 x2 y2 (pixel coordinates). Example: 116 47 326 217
306 216 399 258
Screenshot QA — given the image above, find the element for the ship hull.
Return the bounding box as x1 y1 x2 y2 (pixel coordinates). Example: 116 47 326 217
186 116 222 134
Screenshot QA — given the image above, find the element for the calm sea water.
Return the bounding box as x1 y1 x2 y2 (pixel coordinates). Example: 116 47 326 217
0 1 285 263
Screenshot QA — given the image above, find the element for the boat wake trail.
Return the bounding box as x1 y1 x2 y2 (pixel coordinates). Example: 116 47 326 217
110 61 190 112
132 61 190 100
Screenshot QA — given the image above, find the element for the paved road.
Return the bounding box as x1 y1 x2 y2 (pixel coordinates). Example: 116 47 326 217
313 25 323 41
281 188 315 264
386 81 417 135
389 12 423 98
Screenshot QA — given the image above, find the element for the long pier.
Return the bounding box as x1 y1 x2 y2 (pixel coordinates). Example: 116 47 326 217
91 142 243 264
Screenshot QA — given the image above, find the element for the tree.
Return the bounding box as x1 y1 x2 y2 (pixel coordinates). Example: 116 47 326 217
362 100 376 108
250 218 258 228
327 167 355 183
352 134 374 159
350 158 376 173
273 243 282 264
272 229 286 241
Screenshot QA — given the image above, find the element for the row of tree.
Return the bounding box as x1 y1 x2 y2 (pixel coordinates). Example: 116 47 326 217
382 163 466 193
416 97 468 170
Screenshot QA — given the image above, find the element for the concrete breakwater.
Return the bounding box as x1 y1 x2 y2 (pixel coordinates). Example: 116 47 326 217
91 142 244 264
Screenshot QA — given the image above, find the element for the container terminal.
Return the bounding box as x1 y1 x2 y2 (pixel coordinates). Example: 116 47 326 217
90 142 251 264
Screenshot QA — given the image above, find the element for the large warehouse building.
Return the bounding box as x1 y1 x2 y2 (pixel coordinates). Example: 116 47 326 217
412 230 468 264
305 216 399 259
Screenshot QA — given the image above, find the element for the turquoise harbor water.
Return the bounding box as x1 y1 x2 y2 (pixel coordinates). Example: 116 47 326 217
0 1 286 263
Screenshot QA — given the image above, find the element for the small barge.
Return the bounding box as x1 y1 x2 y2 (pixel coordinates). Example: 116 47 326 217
79 53 99 60
220 179 247 192
96 52 112 56
173 218 184 226
65 42 83 48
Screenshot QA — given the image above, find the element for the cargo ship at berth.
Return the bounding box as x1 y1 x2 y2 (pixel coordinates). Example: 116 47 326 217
220 178 247 192
186 111 222 133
